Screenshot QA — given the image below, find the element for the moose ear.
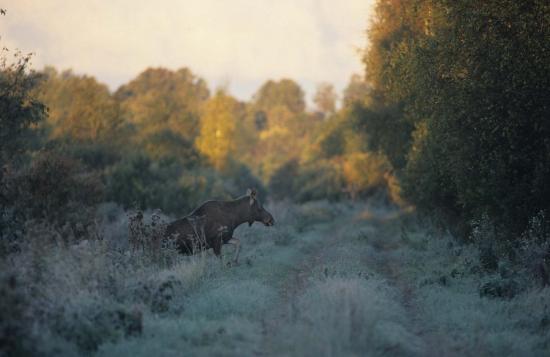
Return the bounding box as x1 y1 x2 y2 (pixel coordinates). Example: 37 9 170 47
247 188 257 206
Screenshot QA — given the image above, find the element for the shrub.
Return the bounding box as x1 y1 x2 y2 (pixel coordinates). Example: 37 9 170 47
293 160 345 203
0 274 37 356
1 151 103 247
342 151 390 200
56 140 121 170
0 51 46 165
105 154 193 214
268 159 300 200
219 161 266 200
53 301 143 352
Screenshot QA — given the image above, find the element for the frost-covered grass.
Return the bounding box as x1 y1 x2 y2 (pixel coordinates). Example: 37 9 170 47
2 200 549 356
280 277 425 357
1 206 219 355
357 210 550 357
97 200 350 356
266 216 427 357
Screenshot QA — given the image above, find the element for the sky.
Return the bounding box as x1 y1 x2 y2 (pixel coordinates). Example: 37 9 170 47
0 0 374 106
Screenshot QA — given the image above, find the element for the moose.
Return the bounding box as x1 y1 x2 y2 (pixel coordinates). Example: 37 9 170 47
164 188 275 263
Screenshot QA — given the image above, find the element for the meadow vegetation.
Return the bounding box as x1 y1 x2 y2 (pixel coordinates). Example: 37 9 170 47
1 1 550 355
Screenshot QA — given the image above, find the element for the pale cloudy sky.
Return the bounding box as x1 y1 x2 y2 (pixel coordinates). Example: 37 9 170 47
0 0 374 105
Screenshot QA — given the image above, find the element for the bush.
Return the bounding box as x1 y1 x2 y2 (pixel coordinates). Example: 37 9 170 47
52 301 143 352
219 161 266 200
54 140 121 170
268 159 300 200
1 151 103 247
105 154 193 214
342 151 390 200
0 51 46 166
0 207 212 354
0 274 36 357
106 153 265 215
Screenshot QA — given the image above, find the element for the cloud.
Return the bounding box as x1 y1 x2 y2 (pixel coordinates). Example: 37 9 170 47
0 0 373 103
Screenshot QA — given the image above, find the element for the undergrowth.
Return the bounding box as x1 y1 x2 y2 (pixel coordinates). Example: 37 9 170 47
1 200 549 356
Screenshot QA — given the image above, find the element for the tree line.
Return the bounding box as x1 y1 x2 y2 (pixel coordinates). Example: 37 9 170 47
2 0 549 249
1 47 397 247
357 0 550 240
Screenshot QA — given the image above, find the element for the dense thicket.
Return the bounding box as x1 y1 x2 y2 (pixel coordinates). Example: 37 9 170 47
361 0 550 239
0 52 46 165
0 51 48 246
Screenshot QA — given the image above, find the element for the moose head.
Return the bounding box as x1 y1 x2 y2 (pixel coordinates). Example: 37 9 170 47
247 188 275 227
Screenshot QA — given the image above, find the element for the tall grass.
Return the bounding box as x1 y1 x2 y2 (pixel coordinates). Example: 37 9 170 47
363 211 550 356
2 200 549 356
0 205 219 355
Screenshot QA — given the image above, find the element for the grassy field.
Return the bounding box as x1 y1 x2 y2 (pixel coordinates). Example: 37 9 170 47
3 200 550 356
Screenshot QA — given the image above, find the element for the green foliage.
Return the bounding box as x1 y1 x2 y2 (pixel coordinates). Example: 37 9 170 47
115 67 209 143
105 153 265 215
351 102 413 170
268 159 300 200
138 129 200 166
46 139 122 171
364 0 550 238
269 159 345 202
0 49 48 250
196 90 243 170
0 51 46 165
245 79 318 181
342 74 370 108
252 78 305 115
316 117 346 159
342 152 391 200
178 163 266 208
105 154 193 214
36 67 122 143
6 152 103 230
313 82 337 116
220 161 266 200
1 151 103 256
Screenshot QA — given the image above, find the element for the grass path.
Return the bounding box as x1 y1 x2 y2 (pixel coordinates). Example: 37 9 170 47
98 203 430 356
97 202 550 356
362 213 455 357
258 219 350 355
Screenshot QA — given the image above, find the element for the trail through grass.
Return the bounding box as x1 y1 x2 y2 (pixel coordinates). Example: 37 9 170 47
95 202 421 356
51 200 548 356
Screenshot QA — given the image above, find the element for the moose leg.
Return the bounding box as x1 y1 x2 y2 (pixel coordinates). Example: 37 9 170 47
226 238 241 263
212 237 222 258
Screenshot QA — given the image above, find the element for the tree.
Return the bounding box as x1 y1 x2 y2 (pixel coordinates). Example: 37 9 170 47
342 74 370 108
115 67 209 142
36 67 121 142
245 79 313 181
313 82 337 116
360 0 431 169
342 152 389 200
405 0 550 237
364 0 550 238
0 51 46 165
195 90 242 171
252 79 306 115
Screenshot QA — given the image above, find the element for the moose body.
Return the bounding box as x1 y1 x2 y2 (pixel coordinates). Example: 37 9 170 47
165 189 274 262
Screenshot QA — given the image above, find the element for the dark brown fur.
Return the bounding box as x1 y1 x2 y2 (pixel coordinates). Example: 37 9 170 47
165 189 274 258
